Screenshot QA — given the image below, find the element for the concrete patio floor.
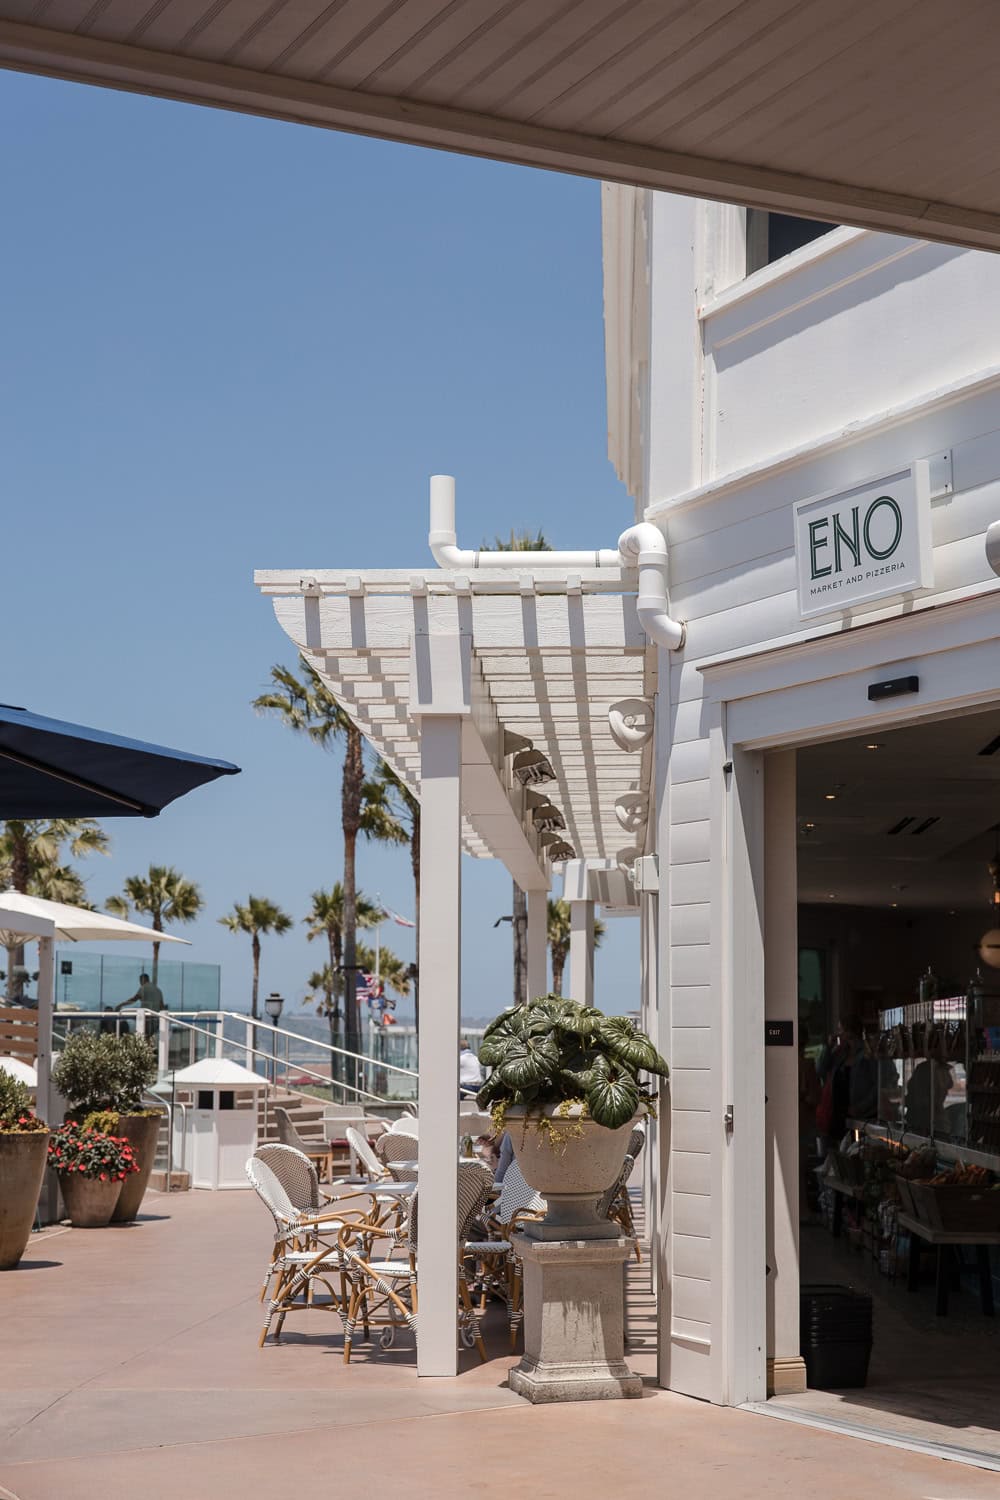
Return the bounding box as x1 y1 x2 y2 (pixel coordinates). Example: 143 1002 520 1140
1 1188 997 1500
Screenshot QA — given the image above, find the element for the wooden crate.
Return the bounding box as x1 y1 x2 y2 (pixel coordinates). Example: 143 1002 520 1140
908 1182 1000 1232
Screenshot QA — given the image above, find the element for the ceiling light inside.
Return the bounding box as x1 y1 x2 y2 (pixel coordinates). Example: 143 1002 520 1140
547 841 575 863
512 747 556 786
866 742 883 751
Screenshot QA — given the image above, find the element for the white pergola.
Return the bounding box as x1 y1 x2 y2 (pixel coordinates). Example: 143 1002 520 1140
256 561 651 1374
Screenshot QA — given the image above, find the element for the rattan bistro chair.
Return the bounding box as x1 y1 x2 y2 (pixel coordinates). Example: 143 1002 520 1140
464 1161 546 1348
274 1107 332 1183
597 1126 646 1258
336 1160 494 1363
374 1128 419 1181
248 1148 397 1345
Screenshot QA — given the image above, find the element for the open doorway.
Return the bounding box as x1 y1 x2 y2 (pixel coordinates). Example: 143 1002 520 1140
777 703 1000 1462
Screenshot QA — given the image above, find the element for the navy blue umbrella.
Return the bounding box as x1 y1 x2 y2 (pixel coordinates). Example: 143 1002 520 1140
0 704 240 818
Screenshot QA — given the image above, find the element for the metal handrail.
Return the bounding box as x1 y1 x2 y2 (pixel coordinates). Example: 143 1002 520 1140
158 1012 392 1106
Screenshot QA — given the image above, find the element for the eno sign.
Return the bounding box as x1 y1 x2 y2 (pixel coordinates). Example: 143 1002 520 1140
793 465 933 619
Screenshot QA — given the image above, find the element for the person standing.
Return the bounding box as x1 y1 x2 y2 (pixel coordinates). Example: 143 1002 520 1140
116 972 166 1014
459 1037 482 1098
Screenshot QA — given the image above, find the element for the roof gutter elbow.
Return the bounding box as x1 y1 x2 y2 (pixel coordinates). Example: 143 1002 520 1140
618 523 686 652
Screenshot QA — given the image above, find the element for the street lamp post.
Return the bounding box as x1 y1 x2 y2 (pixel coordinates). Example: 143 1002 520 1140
264 992 284 1089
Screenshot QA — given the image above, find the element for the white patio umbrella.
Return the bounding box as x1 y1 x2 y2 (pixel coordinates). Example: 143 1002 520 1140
0 893 192 1221
0 890 192 948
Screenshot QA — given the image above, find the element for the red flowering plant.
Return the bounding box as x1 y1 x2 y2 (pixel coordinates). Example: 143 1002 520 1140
47 1121 139 1181
0 1067 47 1133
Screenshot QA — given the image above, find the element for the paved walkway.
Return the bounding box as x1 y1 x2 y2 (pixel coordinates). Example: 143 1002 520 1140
1 1190 996 1499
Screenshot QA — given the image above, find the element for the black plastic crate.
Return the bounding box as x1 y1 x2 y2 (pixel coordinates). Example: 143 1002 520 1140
800 1284 872 1390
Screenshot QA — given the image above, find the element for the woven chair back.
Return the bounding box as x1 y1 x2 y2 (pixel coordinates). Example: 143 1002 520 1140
494 1160 545 1226
406 1159 493 1254
255 1144 321 1214
345 1126 386 1181
274 1107 309 1154
376 1131 420 1167
246 1152 299 1229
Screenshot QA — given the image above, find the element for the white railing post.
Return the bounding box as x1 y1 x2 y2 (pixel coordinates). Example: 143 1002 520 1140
564 861 595 1006
157 1013 170 1078
214 1012 224 1059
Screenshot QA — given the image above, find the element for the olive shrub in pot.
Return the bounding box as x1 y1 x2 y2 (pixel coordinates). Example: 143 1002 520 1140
477 995 669 1237
52 1031 163 1222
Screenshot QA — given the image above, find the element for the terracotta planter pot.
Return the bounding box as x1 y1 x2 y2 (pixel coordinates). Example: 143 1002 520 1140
506 1104 637 1240
0 1131 50 1269
59 1170 122 1228
111 1113 163 1223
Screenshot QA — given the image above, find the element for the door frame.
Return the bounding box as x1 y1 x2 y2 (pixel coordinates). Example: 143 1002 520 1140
701 591 1000 1403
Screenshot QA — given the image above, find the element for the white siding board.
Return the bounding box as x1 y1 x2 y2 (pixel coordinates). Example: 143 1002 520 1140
670 1067 713 1111
669 901 711 946
671 1027 711 1069
670 944 711 987
669 698 712 744
670 863 711 906
670 777 712 825
669 821 711 865
669 736 711 783
674 1191 712 1238
673 1272 714 1323
671 1108 712 1153
674 1232 712 1280
671 984 712 1027
672 1316 712 1343
673 1149 711 1195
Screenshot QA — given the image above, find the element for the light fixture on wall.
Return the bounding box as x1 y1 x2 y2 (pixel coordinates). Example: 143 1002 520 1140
978 831 1000 969
614 791 649 834
513 747 556 786
532 803 566 833
547 841 576 863
608 698 654 752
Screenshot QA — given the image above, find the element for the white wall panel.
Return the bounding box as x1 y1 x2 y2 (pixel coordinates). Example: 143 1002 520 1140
671 1027 711 1070
670 1067 713 1111
670 778 712 825
671 1109 712 1154
674 1232 712 1279
673 1273 714 1323
672 1150 711 1195
669 821 711 865
670 902 711 947
671 863 711 906
671 985 711 1027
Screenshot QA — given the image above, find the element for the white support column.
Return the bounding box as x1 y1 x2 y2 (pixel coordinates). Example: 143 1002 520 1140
526 888 548 999
417 714 463 1376
569 901 595 1006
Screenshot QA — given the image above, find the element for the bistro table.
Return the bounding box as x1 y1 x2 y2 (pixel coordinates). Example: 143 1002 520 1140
897 1211 1000 1316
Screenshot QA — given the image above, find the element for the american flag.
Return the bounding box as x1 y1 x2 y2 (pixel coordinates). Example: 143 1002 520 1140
377 905 415 929
356 971 379 999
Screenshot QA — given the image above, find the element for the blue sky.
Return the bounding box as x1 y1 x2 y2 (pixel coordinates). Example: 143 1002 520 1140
0 70 638 1020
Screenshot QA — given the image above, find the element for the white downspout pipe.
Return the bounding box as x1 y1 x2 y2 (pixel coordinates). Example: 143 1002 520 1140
428 475 685 651
429 474 621 571
617 522 686 652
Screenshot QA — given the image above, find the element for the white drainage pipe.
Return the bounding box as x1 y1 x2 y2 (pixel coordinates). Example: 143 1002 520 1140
427 474 685 652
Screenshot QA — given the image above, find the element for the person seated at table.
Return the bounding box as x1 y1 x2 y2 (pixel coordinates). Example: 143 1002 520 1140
459 1037 483 1098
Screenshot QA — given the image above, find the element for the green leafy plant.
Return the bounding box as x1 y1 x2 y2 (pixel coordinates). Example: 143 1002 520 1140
477 994 669 1130
0 1067 47 1132
52 1031 158 1117
47 1121 139 1181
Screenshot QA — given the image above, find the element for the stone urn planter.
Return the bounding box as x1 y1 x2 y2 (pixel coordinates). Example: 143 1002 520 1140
0 1131 50 1269
111 1113 163 1223
505 1104 637 1240
58 1170 123 1228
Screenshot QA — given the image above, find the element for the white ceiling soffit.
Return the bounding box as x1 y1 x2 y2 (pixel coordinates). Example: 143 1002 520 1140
256 568 655 868
3 2 1000 252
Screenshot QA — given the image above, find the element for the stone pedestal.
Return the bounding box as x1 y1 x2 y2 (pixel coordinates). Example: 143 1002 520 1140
508 1233 643 1403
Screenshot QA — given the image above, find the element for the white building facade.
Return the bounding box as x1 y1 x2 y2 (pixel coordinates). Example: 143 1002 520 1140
604 186 1000 1406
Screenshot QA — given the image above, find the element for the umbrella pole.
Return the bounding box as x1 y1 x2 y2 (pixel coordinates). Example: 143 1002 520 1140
36 935 59 1224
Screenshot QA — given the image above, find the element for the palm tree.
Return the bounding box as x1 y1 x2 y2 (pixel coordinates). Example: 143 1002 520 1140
253 658 367 1072
219 896 293 1029
304 884 380 1085
106 864 204 983
488 528 554 1004
0 818 109 998
547 898 605 997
